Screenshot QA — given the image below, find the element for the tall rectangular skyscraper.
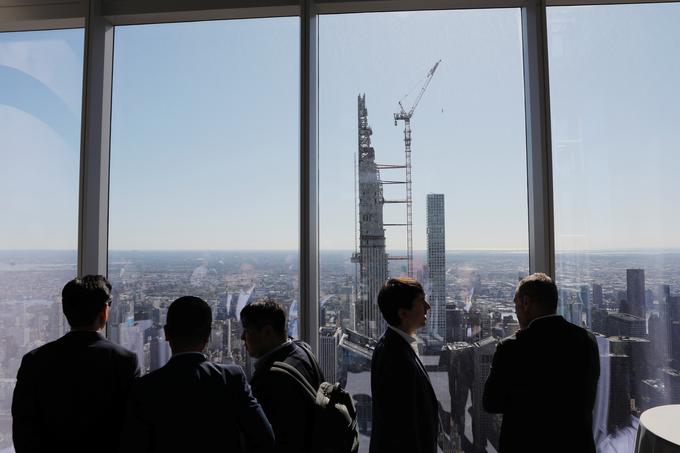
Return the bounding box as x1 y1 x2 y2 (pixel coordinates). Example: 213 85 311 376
427 193 446 339
626 269 646 319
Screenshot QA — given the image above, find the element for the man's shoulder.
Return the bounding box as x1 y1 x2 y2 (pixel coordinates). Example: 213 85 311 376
372 330 414 370
136 361 245 390
498 333 519 347
95 337 138 360
552 317 596 344
522 316 596 348
23 336 62 358
494 334 520 356
212 362 247 380
376 328 407 348
23 334 132 361
255 342 319 391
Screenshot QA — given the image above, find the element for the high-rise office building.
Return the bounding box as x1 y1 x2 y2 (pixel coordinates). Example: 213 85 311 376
445 305 466 343
606 312 646 337
607 353 632 433
670 295 680 322
580 284 592 328
441 342 474 447
609 336 651 408
427 193 446 339
352 95 388 340
640 379 667 412
472 336 500 451
570 299 583 327
662 368 680 404
319 326 343 384
593 283 604 306
150 332 170 371
592 307 609 335
626 269 646 319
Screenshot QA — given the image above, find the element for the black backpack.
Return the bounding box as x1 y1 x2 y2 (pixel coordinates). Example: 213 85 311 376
270 343 360 453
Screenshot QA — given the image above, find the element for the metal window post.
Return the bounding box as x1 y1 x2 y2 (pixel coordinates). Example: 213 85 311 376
522 0 555 278
300 0 320 353
78 0 114 277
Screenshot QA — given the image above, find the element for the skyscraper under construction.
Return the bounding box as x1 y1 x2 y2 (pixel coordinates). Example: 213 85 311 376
352 94 388 340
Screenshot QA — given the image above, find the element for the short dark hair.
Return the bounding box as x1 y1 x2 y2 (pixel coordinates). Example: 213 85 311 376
240 299 287 336
62 275 112 328
378 277 425 326
166 296 212 344
516 273 558 312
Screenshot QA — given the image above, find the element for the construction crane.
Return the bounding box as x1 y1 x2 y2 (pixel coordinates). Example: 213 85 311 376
393 59 441 278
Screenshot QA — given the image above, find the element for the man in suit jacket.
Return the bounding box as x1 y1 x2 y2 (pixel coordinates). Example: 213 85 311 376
370 277 440 453
483 273 600 453
12 275 140 453
240 299 323 453
119 296 274 453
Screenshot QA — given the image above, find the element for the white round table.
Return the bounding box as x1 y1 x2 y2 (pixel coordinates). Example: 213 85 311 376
635 405 680 453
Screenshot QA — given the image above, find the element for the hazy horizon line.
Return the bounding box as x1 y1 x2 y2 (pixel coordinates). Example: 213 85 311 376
4 248 680 253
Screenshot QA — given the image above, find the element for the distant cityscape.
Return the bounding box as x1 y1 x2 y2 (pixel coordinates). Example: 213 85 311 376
2 249 680 453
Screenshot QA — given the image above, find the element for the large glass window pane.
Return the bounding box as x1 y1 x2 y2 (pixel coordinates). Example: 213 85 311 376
0 29 84 451
549 5 680 452
319 10 528 452
108 18 300 376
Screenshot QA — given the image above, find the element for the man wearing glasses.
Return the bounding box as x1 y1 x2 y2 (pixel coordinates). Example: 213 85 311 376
12 275 140 453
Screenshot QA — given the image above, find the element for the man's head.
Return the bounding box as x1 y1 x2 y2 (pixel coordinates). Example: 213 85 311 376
62 275 112 331
514 273 558 329
240 299 288 358
378 277 430 335
164 296 212 354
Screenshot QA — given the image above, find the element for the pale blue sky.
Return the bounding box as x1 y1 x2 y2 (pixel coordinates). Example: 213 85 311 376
1 5 680 251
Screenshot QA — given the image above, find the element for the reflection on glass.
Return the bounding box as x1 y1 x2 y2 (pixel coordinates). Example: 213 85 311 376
0 29 84 451
108 18 300 376
319 10 528 452
549 4 680 452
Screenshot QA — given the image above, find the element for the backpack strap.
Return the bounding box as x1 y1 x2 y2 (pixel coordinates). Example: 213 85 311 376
270 361 318 401
293 340 325 385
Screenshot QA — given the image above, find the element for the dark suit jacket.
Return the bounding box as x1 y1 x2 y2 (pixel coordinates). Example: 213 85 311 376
483 315 600 453
250 341 323 453
369 328 439 453
119 352 274 453
11 330 140 453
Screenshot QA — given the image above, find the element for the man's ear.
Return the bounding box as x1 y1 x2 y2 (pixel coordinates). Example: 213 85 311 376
163 325 171 342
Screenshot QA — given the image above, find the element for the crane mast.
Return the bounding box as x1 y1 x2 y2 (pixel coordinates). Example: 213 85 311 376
392 60 441 278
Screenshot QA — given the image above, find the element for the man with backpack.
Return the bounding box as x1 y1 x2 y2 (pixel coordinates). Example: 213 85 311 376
241 299 359 453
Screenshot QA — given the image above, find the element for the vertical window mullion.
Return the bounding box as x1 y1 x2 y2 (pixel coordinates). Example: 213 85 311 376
300 0 320 353
522 0 555 277
78 0 114 278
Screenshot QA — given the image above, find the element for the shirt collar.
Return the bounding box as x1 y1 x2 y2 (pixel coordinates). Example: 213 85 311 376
388 324 420 356
254 339 292 371
527 313 561 329
171 351 206 359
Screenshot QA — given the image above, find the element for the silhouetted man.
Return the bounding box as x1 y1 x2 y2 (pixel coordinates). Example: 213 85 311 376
120 296 274 453
483 273 600 453
370 277 439 453
240 299 323 453
12 275 140 453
